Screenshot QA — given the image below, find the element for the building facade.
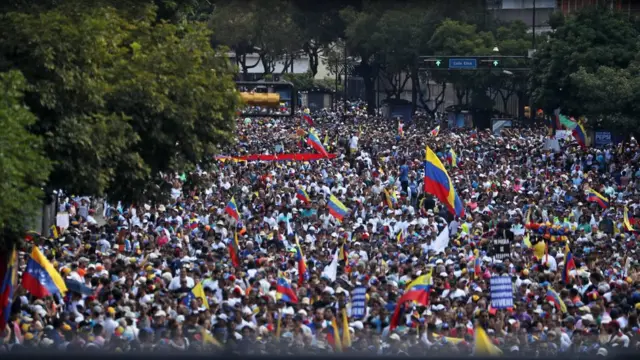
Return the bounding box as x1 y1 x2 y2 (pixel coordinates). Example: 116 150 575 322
487 0 557 32
556 0 640 16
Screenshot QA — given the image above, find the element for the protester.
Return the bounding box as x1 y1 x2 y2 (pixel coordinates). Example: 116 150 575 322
1 104 640 355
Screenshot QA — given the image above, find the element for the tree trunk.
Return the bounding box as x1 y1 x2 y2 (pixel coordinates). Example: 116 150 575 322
456 88 465 105
410 66 418 115
364 74 376 115
309 47 319 77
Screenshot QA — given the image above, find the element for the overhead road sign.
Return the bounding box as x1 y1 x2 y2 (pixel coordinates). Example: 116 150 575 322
420 56 530 71
448 58 477 69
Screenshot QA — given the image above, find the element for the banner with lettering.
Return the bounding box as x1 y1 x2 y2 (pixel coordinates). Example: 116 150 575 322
215 153 337 162
490 275 514 309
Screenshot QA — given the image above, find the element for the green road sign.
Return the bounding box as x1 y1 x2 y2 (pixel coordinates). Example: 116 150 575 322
493 60 499 67
435 60 441 67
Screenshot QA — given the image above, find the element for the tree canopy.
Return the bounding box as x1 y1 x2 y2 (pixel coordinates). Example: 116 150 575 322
0 70 52 250
530 7 640 115
0 2 239 213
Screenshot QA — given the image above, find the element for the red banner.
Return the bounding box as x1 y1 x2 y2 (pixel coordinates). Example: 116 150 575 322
216 153 336 162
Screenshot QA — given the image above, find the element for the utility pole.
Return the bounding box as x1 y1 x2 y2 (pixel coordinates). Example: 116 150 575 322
343 44 348 115
532 0 537 49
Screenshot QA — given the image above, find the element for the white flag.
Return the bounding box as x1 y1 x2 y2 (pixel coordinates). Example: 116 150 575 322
431 226 450 254
322 248 340 282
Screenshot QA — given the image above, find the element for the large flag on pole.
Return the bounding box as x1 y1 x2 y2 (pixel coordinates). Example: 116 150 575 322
423 146 464 217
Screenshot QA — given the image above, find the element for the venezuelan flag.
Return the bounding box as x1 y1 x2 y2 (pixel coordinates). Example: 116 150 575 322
446 149 457 167
306 129 329 157
0 246 18 330
328 195 349 222
562 252 576 284
341 308 351 349
24 230 40 242
338 243 348 262
383 188 397 208
474 249 482 279
433 333 465 345
49 225 59 239
624 207 635 232
294 236 309 286
224 197 240 221
430 125 440 137
302 113 314 126
474 326 502 355
572 122 587 148
545 288 567 313
21 246 67 298
182 282 209 309
424 146 464 217
390 273 432 330
276 277 298 304
296 187 311 204
328 317 343 352
228 231 241 267
202 329 222 348
586 189 608 209
396 229 405 244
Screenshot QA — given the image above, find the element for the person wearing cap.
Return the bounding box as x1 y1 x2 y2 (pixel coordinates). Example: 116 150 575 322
3 94 640 355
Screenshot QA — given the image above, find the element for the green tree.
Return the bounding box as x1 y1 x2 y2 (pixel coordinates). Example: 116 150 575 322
210 0 303 77
291 2 346 77
570 61 640 137
374 8 423 100
491 20 531 114
0 6 140 196
0 70 52 250
105 15 240 203
341 4 386 114
428 19 496 106
0 3 239 204
530 7 639 115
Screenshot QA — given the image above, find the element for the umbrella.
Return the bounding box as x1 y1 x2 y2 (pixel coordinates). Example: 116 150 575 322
64 279 93 295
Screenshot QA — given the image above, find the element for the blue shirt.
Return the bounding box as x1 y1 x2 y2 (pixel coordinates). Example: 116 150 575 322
399 165 409 181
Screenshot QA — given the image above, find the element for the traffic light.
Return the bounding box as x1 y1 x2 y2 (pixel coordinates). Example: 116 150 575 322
480 58 502 68
423 58 445 69
240 92 281 107
524 106 531 119
536 109 544 118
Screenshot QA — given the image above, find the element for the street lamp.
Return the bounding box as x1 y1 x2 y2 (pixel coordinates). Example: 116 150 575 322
492 46 500 53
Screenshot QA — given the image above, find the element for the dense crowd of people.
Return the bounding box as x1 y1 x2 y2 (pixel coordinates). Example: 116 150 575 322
2 103 640 356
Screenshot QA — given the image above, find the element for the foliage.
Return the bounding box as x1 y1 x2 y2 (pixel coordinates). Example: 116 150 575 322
291 1 346 77
428 19 496 105
105 15 241 202
0 70 52 250
0 3 239 204
210 0 303 75
530 7 639 115
491 20 531 112
0 6 140 196
570 61 640 136
282 72 337 92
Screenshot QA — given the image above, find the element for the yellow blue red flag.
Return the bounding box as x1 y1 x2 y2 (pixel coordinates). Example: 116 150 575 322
423 146 464 217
